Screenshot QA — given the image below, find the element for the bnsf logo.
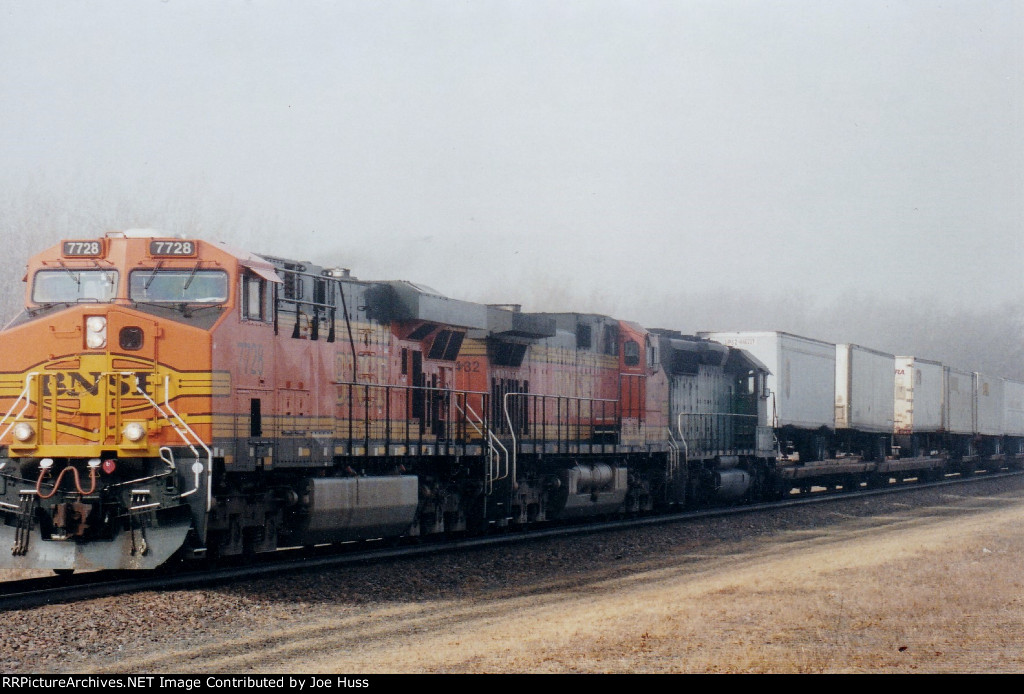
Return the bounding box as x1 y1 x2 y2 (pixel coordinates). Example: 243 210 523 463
37 371 156 398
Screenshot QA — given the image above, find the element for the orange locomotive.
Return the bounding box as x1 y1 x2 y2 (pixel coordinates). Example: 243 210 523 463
3 231 765 571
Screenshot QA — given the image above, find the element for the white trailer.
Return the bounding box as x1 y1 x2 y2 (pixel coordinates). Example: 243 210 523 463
835 344 895 434
699 331 835 430
973 372 1004 436
943 366 974 435
1003 379 1024 438
893 356 944 434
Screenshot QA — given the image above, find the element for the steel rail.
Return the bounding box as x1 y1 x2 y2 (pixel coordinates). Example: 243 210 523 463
0 468 1020 612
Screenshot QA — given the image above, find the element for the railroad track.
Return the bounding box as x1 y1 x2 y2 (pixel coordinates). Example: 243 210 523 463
1 468 1019 612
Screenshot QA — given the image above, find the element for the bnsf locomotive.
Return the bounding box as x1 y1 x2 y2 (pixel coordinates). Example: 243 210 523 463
0 232 1019 572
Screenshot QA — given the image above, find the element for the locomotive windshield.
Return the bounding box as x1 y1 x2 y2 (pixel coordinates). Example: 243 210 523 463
32 269 119 303
129 268 228 304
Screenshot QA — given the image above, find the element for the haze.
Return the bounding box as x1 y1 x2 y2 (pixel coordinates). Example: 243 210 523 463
1 1 1020 375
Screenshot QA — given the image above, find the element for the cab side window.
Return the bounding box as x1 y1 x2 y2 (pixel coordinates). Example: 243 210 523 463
242 273 269 322
624 339 640 366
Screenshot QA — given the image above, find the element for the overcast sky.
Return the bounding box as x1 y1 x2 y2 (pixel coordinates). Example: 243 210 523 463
1 0 1020 325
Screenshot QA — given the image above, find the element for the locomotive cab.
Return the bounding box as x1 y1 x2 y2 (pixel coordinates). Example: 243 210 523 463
0 231 266 570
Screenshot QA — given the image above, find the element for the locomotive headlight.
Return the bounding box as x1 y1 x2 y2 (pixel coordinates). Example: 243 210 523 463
85 315 107 349
122 422 146 442
12 422 34 442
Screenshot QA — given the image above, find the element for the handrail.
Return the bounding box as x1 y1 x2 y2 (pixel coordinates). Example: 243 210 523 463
331 380 489 397
131 374 212 510
503 392 620 494
676 412 762 424
676 412 763 457
453 396 509 494
665 428 681 481
331 380 514 493
161 375 212 509
333 380 490 451
0 372 39 442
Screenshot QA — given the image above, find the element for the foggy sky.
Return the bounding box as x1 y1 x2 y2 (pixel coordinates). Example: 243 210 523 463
1 0 1021 328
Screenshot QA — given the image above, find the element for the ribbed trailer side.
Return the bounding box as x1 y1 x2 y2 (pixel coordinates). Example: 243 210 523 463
894 356 944 434
835 344 895 434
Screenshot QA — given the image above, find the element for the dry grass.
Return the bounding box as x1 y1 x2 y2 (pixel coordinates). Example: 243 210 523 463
284 497 1024 673
12 483 1024 674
